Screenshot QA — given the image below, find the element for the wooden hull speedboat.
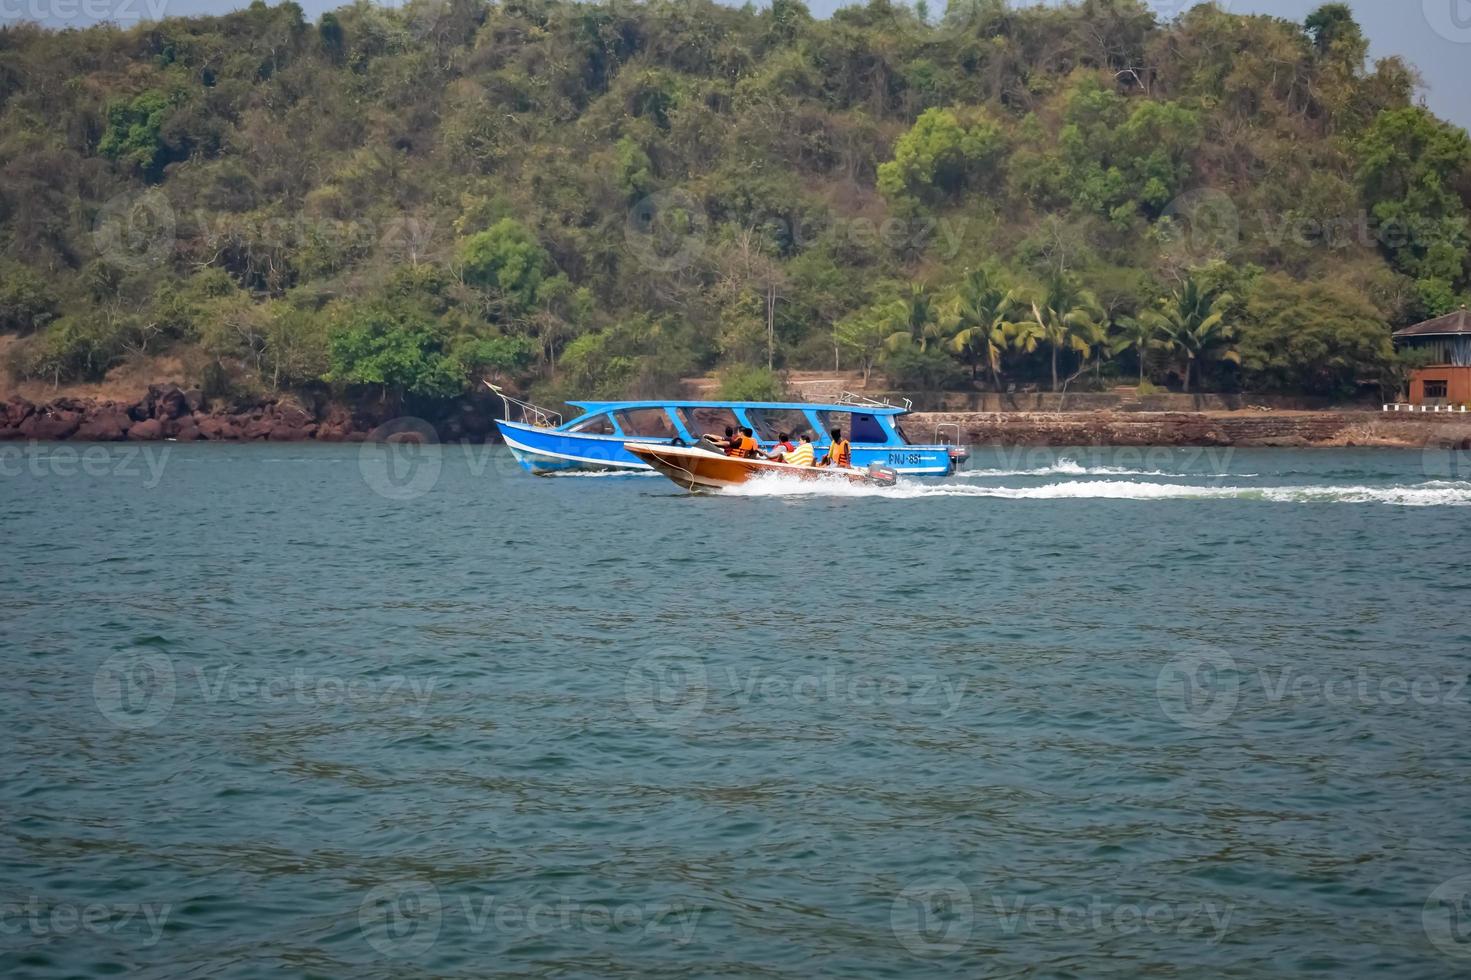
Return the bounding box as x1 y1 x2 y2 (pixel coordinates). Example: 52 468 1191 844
626 442 899 492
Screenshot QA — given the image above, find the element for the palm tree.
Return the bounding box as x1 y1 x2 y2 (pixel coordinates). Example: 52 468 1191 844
1058 315 1113 396
1005 318 1045 361
883 283 944 353
1023 275 1108 392
947 268 1029 390
1152 278 1240 393
1111 315 1164 386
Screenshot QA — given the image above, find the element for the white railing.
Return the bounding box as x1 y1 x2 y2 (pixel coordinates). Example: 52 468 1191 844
837 390 913 412
484 382 561 428
1383 403 1469 413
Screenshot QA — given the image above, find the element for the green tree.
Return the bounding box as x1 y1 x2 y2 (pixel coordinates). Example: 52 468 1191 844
557 316 697 398
7 315 124 386
1239 275 1393 396
877 107 1005 206
885 346 963 390
458 219 551 317
1022 276 1108 392
318 12 345 62
98 90 178 181
263 305 331 391
197 292 270 386
717 364 785 401
1147 277 1240 393
1357 107 1471 292
0 265 58 335
453 334 536 380
1305 4 1365 61
1110 315 1165 386
947 267 1027 389
783 248 862 372
835 309 891 384
1035 79 1202 219
614 137 654 202
882 284 944 353
325 304 465 403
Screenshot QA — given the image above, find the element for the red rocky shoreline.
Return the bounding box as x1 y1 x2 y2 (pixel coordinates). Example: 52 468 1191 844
8 386 1471 449
0 385 503 443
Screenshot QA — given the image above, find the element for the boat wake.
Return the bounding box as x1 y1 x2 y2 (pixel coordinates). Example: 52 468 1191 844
955 459 1177 478
720 477 1471 506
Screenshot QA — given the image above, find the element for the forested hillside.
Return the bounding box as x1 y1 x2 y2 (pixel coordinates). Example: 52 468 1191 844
1 0 1468 408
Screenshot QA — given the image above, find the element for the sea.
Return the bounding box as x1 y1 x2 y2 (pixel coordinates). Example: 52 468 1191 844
2 441 1469 978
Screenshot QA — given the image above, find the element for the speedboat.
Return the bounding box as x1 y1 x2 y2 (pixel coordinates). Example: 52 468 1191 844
627 441 899 492
487 385 960 476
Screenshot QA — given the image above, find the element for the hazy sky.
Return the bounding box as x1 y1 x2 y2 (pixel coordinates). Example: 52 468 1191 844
3 0 1467 129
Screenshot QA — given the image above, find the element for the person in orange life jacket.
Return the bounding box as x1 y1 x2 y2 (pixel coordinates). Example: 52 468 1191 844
731 427 763 458
820 427 851 468
767 431 796 461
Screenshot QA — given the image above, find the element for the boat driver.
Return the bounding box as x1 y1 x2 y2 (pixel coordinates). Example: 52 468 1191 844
702 426 738 452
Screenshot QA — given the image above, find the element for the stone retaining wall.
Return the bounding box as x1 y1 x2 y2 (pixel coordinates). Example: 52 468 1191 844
897 391 1367 413
910 411 1471 449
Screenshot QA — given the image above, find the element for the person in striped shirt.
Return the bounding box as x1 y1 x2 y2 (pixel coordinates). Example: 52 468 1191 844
782 433 816 467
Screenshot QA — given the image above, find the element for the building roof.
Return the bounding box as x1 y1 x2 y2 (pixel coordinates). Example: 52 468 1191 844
1394 307 1471 339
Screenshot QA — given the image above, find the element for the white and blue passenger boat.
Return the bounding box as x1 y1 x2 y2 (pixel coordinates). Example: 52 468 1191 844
489 386 965 477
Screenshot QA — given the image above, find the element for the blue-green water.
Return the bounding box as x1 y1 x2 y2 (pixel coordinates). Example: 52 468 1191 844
2 442 1470 978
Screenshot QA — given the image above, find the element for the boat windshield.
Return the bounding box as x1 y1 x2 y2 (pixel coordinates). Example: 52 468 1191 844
568 413 616 434
746 407 813 441
676 406 741 440
615 408 677 438
816 410 887 443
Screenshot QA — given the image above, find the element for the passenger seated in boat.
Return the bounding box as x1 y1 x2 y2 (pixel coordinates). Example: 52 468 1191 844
702 426 737 452
820 427 852 468
784 434 815 467
767 432 796 461
730 427 762 459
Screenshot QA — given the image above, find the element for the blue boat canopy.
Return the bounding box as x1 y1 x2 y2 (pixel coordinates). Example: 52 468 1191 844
566 399 910 416
553 398 921 449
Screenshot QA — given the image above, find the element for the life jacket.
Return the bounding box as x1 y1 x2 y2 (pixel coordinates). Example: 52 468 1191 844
785 442 815 466
776 441 795 455
828 439 851 468
729 435 759 458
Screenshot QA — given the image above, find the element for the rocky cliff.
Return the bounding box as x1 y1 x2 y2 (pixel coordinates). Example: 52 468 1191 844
0 385 503 443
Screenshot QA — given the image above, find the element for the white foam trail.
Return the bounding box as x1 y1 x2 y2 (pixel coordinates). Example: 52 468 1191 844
956 459 1175 478
720 477 1471 506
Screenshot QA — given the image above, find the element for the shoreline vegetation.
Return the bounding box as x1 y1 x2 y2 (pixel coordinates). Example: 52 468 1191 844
1 1 1469 418
4 384 1471 449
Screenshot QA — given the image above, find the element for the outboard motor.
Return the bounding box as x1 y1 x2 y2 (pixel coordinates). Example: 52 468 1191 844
866 462 899 487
